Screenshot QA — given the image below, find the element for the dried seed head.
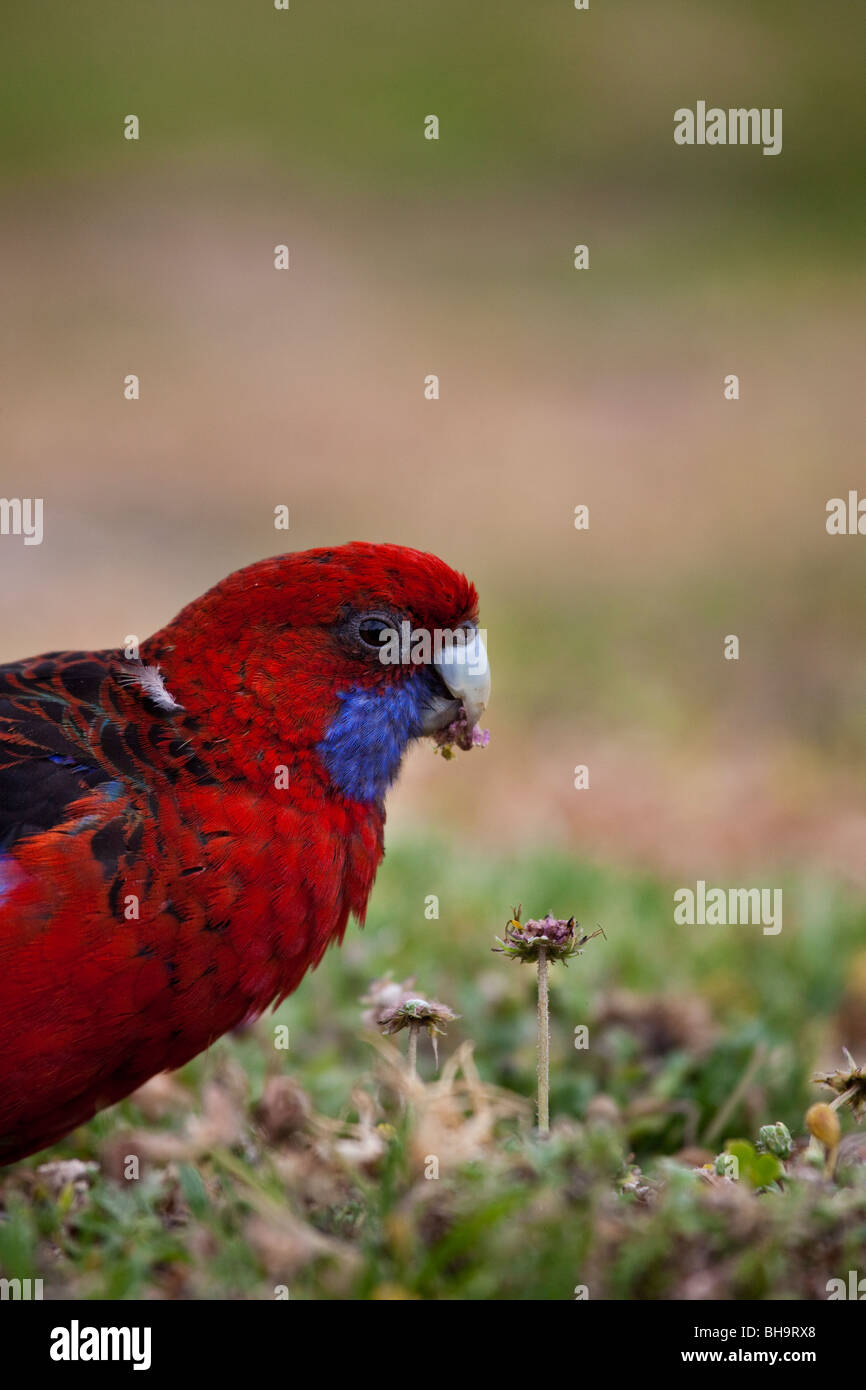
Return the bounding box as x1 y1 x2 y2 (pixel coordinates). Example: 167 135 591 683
812 1048 866 1121
493 907 604 965
360 975 416 1030
377 997 459 1068
433 708 490 757
378 997 458 1036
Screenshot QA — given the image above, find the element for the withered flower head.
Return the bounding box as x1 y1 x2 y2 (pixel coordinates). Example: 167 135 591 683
378 997 459 1067
812 1048 866 1122
493 906 604 965
433 710 490 759
379 997 458 1036
360 974 416 1030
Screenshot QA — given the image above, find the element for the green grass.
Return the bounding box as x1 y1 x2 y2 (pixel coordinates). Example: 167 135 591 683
2 841 865 1299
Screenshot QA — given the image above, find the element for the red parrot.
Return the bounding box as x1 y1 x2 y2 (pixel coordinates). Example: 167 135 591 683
0 543 489 1164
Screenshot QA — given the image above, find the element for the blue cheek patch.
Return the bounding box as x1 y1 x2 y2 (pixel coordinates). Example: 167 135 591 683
317 675 431 804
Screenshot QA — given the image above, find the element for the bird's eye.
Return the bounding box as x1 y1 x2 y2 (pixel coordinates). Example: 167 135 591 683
355 614 399 651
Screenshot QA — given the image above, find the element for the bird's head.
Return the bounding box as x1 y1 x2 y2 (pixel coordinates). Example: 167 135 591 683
141 542 490 804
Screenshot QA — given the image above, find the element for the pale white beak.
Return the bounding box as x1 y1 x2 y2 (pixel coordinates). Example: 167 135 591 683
433 629 491 729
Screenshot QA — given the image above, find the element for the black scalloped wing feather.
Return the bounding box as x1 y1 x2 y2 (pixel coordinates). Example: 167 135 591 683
0 651 213 861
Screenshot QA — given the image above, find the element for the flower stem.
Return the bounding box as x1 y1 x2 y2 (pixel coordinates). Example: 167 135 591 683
537 945 550 1134
830 1085 858 1111
407 1022 419 1079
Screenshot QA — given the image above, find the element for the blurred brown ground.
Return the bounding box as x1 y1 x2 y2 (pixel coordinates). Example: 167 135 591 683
1 159 864 884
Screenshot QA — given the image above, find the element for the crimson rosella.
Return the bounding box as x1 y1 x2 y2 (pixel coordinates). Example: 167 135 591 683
0 543 489 1163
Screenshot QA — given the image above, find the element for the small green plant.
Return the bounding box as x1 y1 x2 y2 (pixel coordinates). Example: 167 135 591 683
713 1139 784 1189
756 1122 793 1159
